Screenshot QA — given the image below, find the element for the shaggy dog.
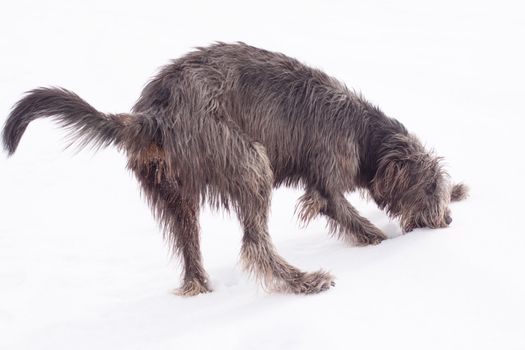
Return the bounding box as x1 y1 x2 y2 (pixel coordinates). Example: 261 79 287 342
2 42 467 296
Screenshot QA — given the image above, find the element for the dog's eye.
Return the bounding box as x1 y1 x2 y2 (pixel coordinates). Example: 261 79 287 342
426 182 437 195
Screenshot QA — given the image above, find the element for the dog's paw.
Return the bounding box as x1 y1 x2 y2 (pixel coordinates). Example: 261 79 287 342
173 279 212 297
285 270 335 295
353 226 387 246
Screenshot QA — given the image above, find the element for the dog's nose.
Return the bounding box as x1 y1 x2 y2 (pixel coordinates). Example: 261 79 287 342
445 215 452 225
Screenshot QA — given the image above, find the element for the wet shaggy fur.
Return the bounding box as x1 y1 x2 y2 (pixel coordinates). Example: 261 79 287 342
2 42 467 296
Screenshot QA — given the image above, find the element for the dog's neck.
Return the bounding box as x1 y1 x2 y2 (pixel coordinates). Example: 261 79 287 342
356 109 408 190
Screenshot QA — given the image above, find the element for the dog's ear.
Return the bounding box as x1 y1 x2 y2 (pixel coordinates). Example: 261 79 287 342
451 183 469 201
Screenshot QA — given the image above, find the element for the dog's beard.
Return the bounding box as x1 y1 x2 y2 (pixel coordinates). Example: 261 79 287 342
398 186 451 232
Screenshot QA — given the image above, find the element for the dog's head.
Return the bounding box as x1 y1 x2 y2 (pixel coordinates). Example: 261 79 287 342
370 133 468 232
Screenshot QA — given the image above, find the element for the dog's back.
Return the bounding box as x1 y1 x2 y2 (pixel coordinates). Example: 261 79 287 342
134 42 386 191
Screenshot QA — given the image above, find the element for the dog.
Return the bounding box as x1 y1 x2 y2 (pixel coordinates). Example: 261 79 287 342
2 42 468 296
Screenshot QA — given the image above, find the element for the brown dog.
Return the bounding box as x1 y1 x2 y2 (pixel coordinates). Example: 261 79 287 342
2 42 467 296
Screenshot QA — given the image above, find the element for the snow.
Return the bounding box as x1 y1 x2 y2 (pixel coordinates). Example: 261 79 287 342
1 0 524 349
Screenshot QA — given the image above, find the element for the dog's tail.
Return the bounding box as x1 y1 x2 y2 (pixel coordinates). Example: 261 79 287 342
2 87 161 156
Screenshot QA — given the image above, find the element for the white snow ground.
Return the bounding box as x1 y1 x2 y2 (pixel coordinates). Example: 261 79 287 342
1 1 524 349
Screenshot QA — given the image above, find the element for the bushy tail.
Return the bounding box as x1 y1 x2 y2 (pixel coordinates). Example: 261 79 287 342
2 87 161 155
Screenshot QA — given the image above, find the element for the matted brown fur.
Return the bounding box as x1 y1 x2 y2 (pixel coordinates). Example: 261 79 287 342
2 42 467 296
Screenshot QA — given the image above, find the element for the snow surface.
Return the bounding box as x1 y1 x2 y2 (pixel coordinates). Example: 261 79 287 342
1 0 524 349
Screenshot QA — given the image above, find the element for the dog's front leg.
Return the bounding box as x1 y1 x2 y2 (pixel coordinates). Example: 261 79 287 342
236 143 334 294
298 190 386 246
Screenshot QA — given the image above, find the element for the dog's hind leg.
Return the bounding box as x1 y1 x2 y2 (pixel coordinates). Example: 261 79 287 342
131 151 211 296
298 189 386 246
